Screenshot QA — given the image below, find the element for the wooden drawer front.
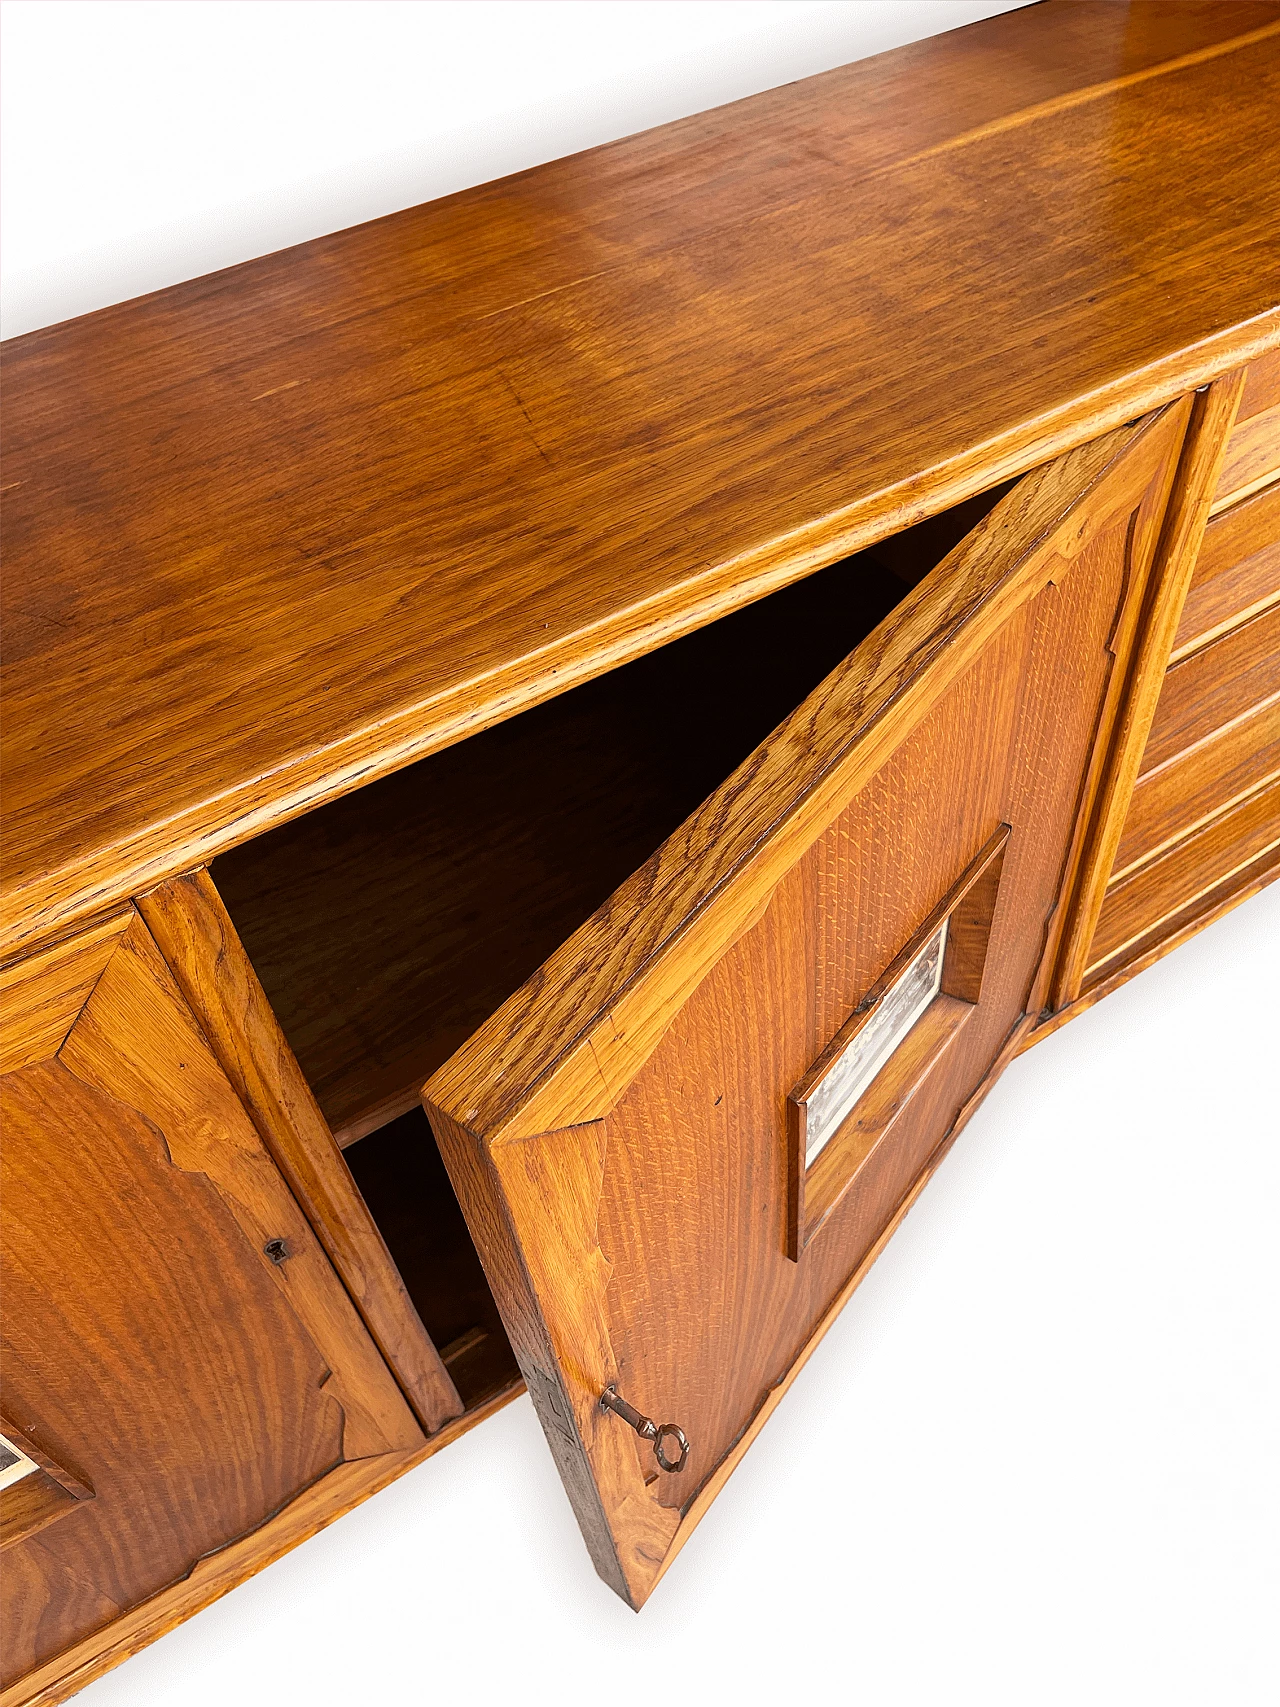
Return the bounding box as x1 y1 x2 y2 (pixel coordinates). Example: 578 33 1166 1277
1239 345 1280 421
1173 481 1280 660
1113 696 1280 881
1212 403 1280 512
1211 347 1280 513
1090 777 1280 975
1138 602 1280 779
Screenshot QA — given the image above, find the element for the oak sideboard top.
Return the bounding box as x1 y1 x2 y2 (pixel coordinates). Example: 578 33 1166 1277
3 0 1280 956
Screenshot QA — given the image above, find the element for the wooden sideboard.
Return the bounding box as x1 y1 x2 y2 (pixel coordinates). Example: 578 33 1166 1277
2 3 1278 1699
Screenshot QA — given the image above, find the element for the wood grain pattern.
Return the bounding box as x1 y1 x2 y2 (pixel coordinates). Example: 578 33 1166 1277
1112 696 1280 882
0 1448 420 1707
1238 344 1280 423
788 827 1007 1257
1023 847 1280 1049
1171 479 1280 660
649 1008 1035 1599
426 412 1183 1604
1210 401 1280 513
341 1108 521 1411
0 1479 82 1555
212 551 909 1144
136 871 463 1433
4 2 1280 957
1087 776 1280 976
0 1416 93 1555
1047 374 1245 1008
1138 601 1280 778
0 1419 91 1504
0 914 421 1698
427 412 1181 1147
1 1375 525 1707
0 913 130 1073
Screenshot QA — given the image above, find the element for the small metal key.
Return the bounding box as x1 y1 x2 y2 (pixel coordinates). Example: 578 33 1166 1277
599 1383 690 1473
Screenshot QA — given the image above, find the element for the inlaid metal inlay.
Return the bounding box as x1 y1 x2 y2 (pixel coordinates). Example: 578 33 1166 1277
803 918 948 1167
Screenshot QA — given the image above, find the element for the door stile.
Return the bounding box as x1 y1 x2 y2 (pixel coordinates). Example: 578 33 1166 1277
138 870 464 1434
1048 372 1248 1009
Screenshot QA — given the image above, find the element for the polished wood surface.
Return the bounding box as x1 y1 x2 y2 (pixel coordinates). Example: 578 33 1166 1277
1172 480 1280 660
136 870 464 1433
0 913 131 1074
0 1417 93 1555
1113 698 1280 883
0 1448 423 1707
5 1 1280 957
213 550 908 1144
1024 846 1280 1050
0 1478 82 1556
425 411 1185 1606
1088 776 1280 978
0 916 422 1697
1239 345 1280 421
1047 376 1244 1007
1211 404 1280 513
1139 602 1280 778
343 1109 521 1410
426 416 1177 1149
788 827 1008 1259
1086 589 1280 966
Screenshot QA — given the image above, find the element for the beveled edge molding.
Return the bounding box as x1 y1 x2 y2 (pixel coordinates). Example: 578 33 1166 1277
1048 369 1249 1007
4 316 1278 964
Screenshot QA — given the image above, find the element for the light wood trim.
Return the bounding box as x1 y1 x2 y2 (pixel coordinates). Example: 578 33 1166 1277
8 321 1280 972
1086 777 1280 981
788 826 1008 1258
0 1381 522 1707
426 410 1183 1146
0 1474 81 1552
0 1413 95 1552
0 1451 420 1707
1209 467 1280 519
0 911 132 1072
1048 372 1248 1008
0 1415 92 1503
1022 848 1280 1053
1209 402 1280 514
137 870 464 1436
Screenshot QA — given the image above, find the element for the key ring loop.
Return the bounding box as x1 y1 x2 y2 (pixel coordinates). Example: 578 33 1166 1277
652 1421 690 1473
600 1383 690 1474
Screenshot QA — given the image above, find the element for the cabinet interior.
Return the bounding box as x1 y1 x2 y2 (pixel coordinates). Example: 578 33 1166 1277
213 481 1010 1413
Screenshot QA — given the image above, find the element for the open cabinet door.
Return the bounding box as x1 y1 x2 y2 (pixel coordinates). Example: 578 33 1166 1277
423 403 1189 1607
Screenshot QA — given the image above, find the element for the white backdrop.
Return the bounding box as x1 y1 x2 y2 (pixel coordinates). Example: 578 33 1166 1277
2 4 1276 1704
2 0 1024 334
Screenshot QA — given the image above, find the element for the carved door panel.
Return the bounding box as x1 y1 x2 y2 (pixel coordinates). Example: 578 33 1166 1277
0 911 422 1697
423 406 1190 1607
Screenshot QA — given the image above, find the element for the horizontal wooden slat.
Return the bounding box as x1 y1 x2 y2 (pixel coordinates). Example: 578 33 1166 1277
1239 342 1280 421
1210 400 1280 513
1172 480 1280 659
1140 602 1280 777
1089 776 1280 974
1112 695 1280 880
0 911 132 1073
